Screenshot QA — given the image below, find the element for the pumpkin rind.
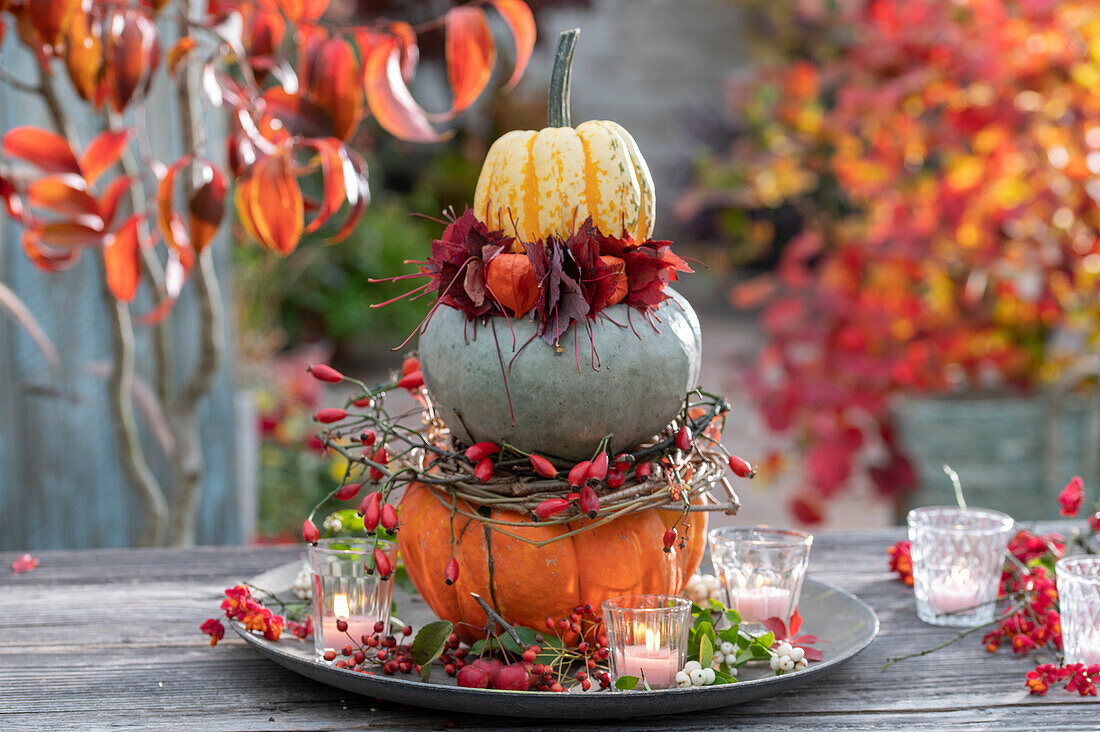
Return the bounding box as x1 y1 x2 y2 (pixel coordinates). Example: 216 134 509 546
472 120 655 244
418 288 701 461
398 482 707 642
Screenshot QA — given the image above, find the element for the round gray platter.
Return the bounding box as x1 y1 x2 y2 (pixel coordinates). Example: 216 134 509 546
232 562 879 720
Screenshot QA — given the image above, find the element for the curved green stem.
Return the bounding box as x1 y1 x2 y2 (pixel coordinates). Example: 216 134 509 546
547 29 580 127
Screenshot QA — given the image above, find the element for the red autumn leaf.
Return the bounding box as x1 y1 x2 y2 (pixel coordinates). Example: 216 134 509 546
0 174 23 220
157 156 192 255
188 160 227 253
98 175 133 228
104 8 160 113
302 138 344 234
389 21 419 82
762 298 807 335
329 147 369 243
601 255 628 306
242 152 304 255
486 252 538 317
730 275 776 309
444 6 496 116
489 0 535 91
259 87 330 140
26 176 100 218
243 7 285 59
2 126 81 175
11 553 39 575
300 137 366 240
789 492 824 524
806 439 853 496
64 3 103 103
166 35 196 76
22 229 81 271
305 37 363 141
104 214 142 301
277 0 328 23
36 221 105 247
27 0 79 46
363 36 444 143
81 129 132 186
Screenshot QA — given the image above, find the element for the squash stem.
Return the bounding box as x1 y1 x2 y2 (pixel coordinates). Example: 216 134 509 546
547 29 580 127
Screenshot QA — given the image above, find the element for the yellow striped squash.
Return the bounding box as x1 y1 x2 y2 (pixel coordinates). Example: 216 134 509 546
471 30 655 246
472 121 655 245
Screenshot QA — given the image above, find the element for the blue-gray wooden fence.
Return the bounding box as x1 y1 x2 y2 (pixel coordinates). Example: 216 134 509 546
0 42 245 551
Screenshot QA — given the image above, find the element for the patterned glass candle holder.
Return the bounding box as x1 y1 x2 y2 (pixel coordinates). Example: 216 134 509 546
907 506 1014 627
1056 556 1100 666
602 595 692 690
708 527 813 630
308 538 397 658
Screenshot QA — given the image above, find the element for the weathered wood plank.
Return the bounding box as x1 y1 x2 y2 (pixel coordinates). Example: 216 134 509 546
0 529 1095 730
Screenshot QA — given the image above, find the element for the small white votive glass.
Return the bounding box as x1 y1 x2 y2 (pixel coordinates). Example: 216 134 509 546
308 537 397 658
907 506 1014 627
602 594 692 689
708 526 813 631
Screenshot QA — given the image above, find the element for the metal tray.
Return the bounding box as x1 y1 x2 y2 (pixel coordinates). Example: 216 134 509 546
233 561 878 719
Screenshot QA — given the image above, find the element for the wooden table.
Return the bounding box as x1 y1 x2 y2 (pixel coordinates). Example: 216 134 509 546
2 528 1095 730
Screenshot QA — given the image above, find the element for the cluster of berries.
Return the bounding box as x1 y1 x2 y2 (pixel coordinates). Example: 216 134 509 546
675 660 717 688
321 620 417 676
769 641 809 673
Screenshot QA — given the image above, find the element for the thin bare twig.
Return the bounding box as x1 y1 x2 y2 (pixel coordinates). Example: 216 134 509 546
167 0 224 546
37 64 169 546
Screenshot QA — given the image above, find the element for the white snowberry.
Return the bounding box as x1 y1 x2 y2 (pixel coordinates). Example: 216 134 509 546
702 667 716 685
719 641 735 656
788 646 805 663
683 660 702 673
779 657 795 672
292 563 312 601
769 655 781 672
777 641 794 657
675 671 692 688
322 514 343 534
795 658 808 670
683 573 724 603
689 669 708 686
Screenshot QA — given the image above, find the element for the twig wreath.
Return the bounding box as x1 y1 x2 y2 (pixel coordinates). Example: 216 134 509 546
304 364 742 553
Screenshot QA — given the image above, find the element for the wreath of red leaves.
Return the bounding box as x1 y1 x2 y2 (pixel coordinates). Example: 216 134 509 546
378 208 693 348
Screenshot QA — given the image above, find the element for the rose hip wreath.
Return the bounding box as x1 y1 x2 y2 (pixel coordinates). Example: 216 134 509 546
302 359 745 559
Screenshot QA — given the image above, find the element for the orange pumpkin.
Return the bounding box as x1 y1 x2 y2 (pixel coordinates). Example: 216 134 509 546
398 482 708 642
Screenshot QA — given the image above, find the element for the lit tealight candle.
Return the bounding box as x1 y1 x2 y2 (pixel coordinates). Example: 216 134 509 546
927 568 981 615
617 628 678 689
319 593 380 651
728 585 792 625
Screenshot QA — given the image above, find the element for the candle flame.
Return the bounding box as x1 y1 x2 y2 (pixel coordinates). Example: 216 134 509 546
645 627 661 654
333 593 350 619
948 567 971 585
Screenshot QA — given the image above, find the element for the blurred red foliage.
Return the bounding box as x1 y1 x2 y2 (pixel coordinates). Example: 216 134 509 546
685 0 1100 518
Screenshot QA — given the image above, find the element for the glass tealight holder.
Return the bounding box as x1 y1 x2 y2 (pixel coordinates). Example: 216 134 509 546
1056 556 1100 667
907 506 1014 627
708 527 813 631
308 537 398 658
602 595 692 690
